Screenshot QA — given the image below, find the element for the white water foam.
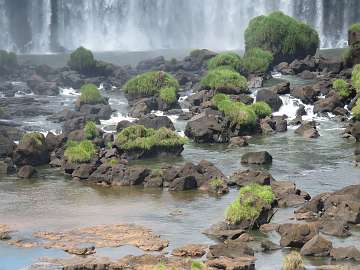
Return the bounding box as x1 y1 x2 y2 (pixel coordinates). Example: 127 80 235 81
60 87 80 96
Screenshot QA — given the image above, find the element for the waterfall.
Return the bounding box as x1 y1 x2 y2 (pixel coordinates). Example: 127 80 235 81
0 0 359 53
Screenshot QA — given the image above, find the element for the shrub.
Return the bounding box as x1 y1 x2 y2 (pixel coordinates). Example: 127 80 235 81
352 99 360 121
212 93 229 107
21 132 44 145
64 140 96 164
250 101 272 118
115 125 187 151
240 48 274 74
217 99 256 126
207 52 241 70
123 71 179 96
349 23 360 32
352 64 360 92
245 11 319 63
79 84 104 104
0 50 17 68
84 121 99 139
282 251 305 270
201 68 248 92
160 87 177 104
225 183 274 225
332 79 350 98
191 261 204 270
68 46 95 74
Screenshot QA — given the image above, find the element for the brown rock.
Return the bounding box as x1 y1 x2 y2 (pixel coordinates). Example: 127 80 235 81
206 256 256 270
171 244 207 257
277 223 319 248
300 235 332 256
330 246 360 261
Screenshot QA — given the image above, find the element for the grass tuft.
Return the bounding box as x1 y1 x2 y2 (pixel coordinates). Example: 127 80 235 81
201 68 248 92
282 251 305 270
191 260 204 270
349 23 360 32
352 64 360 92
160 87 177 104
79 84 104 104
84 121 99 139
64 140 96 164
352 99 360 121
207 52 241 71
250 101 272 118
210 178 226 189
332 79 350 98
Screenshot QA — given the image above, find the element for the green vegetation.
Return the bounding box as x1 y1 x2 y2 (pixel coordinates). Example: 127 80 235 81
115 125 187 151
79 84 104 104
283 251 305 270
191 260 204 270
84 121 99 139
123 71 179 97
64 140 96 163
153 264 166 270
0 50 17 69
68 46 95 74
352 64 360 92
210 178 226 189
250 101 272 118
225 183 274 225
212 94 257 126
201 68 248 92
245 11 319 63
349 23 360 32
207 52 241 70
240 48 274 74
159 87 177 104
352 99 360 121
332 79 350 98
107 159 119 166
21 132 44 145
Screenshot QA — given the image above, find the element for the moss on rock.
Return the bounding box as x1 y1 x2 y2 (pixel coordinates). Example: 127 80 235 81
332 79 350 98
207 52 241 71
68 47 96 74
245 11 319 63
21 132 44 146
159 87 177 104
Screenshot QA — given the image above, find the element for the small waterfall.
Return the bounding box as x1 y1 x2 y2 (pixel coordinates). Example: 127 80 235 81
0 0 359 53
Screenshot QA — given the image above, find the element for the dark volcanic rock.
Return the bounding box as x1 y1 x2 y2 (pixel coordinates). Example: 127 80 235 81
256 89 283 111
229 170 274 187
291 85 318 104
128 97 158 118
272 81 290 95
241 151 272 165
313 92 344 114
13 134 49 166
295 121 320 138
208 241 254 259
17 165 37 179
136 114 175 130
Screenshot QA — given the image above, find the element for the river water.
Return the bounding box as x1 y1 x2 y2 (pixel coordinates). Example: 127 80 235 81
0 52 359 270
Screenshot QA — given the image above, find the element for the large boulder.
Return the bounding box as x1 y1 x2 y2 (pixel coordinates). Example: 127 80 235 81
79 104 112 120
256 89 283 111
295 121 320 138
208 241 254 259
271 181 310 207
17 165 37 179
185 109 229 143
135 114 175 130
229 170 274 187
277 223 319 248
13 134 49 166
330 246 360 261
128 98 158 118
272 81 290 95
300 235 332 257
241 151 272 165
291 85 318 104
313 92 344 114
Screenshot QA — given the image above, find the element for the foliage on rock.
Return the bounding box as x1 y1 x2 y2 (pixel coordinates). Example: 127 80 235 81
64 140 96 163
160 87 177 104
79 84 104 104
68 46 96 74
207 52 241 71
201 68 248 92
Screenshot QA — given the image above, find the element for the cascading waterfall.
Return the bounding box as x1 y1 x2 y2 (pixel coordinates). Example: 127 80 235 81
0 0 359 53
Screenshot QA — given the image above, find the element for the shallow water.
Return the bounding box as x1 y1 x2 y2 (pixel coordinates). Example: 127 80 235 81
1 53 360 270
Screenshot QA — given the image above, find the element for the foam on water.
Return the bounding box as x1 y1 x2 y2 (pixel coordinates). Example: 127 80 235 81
151 110 179 123
60 88 79 96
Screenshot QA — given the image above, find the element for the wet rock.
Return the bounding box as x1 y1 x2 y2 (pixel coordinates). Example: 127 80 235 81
320 218 351 237
171 244 207 257
64 245 96 256
128 97 158 118
136 56 166 72
274 62 293 75
206 256 256 270
318 57 343 74
248 76 263 89
0 133 16 157
259 223 279 234
291 85 318 104
0 97 52 118
229 136 248 147
346 121 360 141
296 105 307 117
28 76 60 96
112 166 151 186
136 114 175 130
313 92 344 114
185 109 230 143
144 170 164 188
60 70 84 89
260 116 287 134
300 235 332 257
256 89 283 111
13 134 49 166
169 176 197 191
116 120 133 132
229 169 274 187
208 241 254 259
0 159 15 175
261 239 281 252
330 246 360 261
271 181 310 207
289 59 309 74
17 165 37 179
299 70 316 80
47 108 83 123
295 121 320 138
78 104 112 120
277 223 319 248
203 222 246 241
72 164 97 180
272 81 290 95
45 132 65 152
241 151 272 165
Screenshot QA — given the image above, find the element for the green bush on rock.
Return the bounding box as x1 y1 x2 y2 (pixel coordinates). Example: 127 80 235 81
240 48 274 74
159 87 177 104
21 132 44 145
250 101 272 118
225 183 274 225
352 64 360 92
201 68 248 92
352 99 360 121
349 23 360 32
0 50 17 69
245 11 319 63
207 52 241 70
84 121 99 139
115 125 187 151
332 79 350 98
68 47 96 74
123 71 179 97
64 140 96 164
79 84 104 104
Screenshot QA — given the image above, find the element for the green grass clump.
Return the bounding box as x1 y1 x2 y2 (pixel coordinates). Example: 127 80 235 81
21 132 44 145
84 121 99 139
160 87 177 104
352 64 360 92
245 11 319 63
115 125 187 151
349 23 360 32
191 260 204 270
212 93 228 107
123 71 179 96
283 251 305 270
241 48 274 74
207 52 241 70
250 101 272 118
64 140 96 164
0 50 17 69
107 159 119 166
79 84 104 104
210 178 226 189
68 46 95 74
201 68 248 92
225 183 274 225
352 99 360 121
332 79 350 98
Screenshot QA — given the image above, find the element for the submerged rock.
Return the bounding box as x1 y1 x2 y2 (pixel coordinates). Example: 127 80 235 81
17 165 37 179
241 151 273 165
